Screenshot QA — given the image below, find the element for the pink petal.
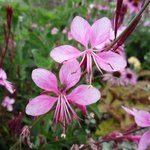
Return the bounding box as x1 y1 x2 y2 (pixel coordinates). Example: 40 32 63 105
32 68 58 94
138 131 150 150
122 106 137 116
3 80 15 94
0 68 7 79
26 95 57 116
7 105 13 111
59 59 81 90
10 98 15 104
67 85 101 105
75 104 87 114
95 51 127 72
50 45 82 63
134 111 150 127
71 16 90 47
90 17 111 48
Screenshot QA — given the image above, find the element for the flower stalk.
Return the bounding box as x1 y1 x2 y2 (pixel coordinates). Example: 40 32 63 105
106 0 150 51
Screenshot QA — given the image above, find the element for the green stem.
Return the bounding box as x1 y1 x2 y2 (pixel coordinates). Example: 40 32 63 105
30 115 45 128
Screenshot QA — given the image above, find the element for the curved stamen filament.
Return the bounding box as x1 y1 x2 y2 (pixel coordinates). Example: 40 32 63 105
53 94 78 126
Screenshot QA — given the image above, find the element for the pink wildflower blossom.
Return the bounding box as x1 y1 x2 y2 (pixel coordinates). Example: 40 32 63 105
51 27 59 35
122 106 150 150
31 23 38 29
122 68 137 85
50 16 127 83
67 31 73 40
1 96 15 111
62 27 67 34
26 59 100 126
20 125 32 148
0 68 15 93
103 71 124 86
96 26 126 58
124 0 142 14
103 68 137 86
144 20 150 27
95 4 108 11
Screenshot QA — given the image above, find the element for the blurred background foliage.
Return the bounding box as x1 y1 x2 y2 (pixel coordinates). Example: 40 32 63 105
0 0 150 149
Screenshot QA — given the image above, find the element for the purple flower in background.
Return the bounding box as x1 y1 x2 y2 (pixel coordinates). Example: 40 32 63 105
0 68 15 93
124 0 142 14
26 59 100 126
122 68 137 85
103 68 137 86
1 96 15 111
51 27 59 35
50 16 126 83
96 26 126 58
95 4 108 11
67 31 73 40
103 71 125 86
122 106 150 150
62 27 67 34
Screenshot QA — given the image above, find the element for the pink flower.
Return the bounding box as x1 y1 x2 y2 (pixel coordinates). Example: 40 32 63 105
122 106 150 150
124 0 141 14
96 26 126 58
0 68 15 93
20 125 32 148
51 27 59 35
103 71 125 86
67 31 73 40
122 68 137 85
144 20 150 27
31 23 38 29
50 16 127 83
26 59 100 126
1 96 15 111
62 27 67 34
95 4 108 11
103 68 137 86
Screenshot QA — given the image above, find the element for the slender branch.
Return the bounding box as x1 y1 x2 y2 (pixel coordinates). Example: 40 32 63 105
79 127 145 150
106 0 150 51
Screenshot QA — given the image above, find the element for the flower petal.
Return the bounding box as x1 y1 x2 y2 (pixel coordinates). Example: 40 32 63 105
122 106 137 116
90 17 111 48
134 111 150 127
95 51 127 72
3 80 15 94
50 45 82 63
26 95 57 116
71 16 90 47
67 85 101 105
7 105 13 112
32 68 58 94
138 131 150 150
59 59 81 90
0 68 7 79
75 104 87 114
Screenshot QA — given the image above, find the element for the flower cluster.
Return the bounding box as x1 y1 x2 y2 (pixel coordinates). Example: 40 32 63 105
103 68 137 86
26 16 127 128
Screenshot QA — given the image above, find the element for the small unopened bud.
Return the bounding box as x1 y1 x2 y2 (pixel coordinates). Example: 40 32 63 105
20 125 32 148
89 112 95 118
